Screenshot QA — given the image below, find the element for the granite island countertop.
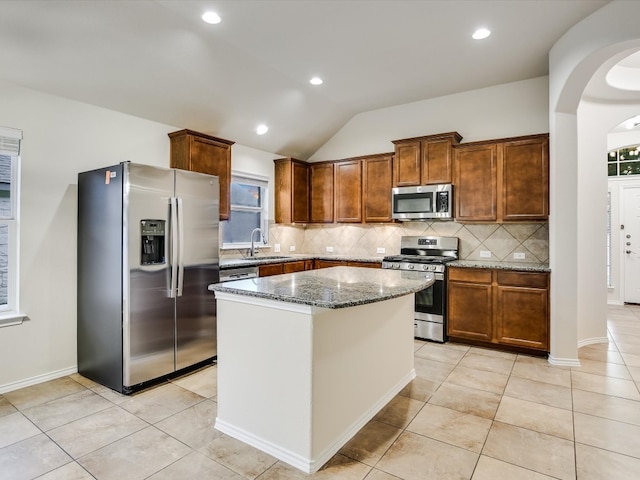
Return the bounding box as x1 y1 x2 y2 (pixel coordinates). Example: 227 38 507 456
448 259 550 272
209 266 434 309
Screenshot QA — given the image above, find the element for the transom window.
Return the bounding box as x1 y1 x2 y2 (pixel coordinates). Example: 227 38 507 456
608 144 640 176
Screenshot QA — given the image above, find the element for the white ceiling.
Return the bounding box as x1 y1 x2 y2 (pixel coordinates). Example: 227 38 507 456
0 0 613 159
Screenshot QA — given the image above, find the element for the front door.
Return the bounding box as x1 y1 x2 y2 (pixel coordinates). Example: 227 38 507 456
623 186 640 303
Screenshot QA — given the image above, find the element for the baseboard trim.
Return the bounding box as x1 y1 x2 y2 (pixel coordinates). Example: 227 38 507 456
547 355 581 367
0 366 77 394
577 336 610 348
215 368 416 474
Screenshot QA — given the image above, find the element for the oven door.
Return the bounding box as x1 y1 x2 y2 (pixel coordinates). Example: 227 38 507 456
414 273 444 318
414 272 446 342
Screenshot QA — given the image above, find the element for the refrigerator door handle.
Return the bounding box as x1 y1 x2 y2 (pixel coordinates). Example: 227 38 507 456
169 196 179 298
176 196 185 297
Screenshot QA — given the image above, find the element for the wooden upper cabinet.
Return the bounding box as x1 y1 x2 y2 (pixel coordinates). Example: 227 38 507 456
362 153 393 223
168 129 234 220
423 137 457 184
309 162 335 223
274 158 309 224
393 142 421 186
335 159 363 223
453 133 549 223
392 132 462 186
500 135 549 221
454 143 498 222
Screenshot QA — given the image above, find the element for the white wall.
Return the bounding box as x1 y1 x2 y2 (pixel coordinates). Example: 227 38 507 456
310 77 549 161
0 79 279 392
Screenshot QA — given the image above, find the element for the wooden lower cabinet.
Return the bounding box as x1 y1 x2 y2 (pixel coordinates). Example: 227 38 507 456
258 263 285 277
259 260 311 277
314 259 345 269
314 259 381 269
447 268 493 342
348 261 381 268
447 267 549 353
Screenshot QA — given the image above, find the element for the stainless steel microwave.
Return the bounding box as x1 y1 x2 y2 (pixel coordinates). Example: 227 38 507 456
391 184 453 220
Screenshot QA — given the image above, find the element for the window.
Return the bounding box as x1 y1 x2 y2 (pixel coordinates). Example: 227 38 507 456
221 173 269 249
0 126 23 326
608 144 640 176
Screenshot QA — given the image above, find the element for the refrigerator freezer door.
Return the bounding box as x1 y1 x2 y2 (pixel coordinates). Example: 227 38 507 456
77 164 125 391
124 164 176 387
174 169 219 370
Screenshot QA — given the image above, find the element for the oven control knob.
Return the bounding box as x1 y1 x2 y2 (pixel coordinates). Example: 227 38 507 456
430 265 437 271
393 263 400 269
422 264 428 271
408 264 414 270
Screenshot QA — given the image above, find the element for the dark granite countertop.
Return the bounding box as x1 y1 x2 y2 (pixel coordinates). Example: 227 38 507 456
449 260 550 272
209 266 434 309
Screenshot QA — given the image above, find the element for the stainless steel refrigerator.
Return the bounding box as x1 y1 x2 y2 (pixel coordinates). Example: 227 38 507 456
77 162 219 394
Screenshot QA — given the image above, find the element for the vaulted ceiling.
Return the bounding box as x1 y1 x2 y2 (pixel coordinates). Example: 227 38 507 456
0 0 611 159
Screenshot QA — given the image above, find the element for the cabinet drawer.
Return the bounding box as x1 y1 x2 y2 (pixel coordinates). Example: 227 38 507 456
497 271 548 288
259 263 284 277
283 260 306 273
448 267 492 284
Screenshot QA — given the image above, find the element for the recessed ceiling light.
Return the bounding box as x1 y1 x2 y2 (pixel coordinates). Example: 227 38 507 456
202 11 221 24
310 77 323 85
472 28 491 40
256 124 268 135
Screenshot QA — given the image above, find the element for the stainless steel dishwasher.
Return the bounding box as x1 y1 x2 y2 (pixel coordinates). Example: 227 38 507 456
219 265 259 282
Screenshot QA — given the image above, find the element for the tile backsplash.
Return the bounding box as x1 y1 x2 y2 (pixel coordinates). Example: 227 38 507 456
221 222 549 264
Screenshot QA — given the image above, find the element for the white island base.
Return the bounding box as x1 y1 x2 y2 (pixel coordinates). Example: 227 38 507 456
214 292 415 474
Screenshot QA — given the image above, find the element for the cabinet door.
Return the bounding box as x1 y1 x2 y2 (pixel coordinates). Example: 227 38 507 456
422 138 453 184
393 142 421 186
309 163 334 223
335 160 362 223
291 162 310 223
496 286 548 350
447 268 493 342
495 271 549 351
274 158 309 224
169 130 233 220
363 155 393 223
454 144 497 221
501 136 549 221
259 263 284 277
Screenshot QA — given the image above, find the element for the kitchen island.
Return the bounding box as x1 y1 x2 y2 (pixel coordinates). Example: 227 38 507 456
209 266 434 474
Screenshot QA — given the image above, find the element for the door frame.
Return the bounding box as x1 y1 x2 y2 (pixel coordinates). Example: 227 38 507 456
614 181 640 304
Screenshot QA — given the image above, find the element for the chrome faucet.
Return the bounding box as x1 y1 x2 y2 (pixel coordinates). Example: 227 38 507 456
249 227 264 257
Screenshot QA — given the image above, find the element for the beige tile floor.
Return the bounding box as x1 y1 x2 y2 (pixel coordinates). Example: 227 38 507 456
2 304 640 479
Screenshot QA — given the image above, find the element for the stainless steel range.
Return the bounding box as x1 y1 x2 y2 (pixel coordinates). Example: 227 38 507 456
382 236 459 342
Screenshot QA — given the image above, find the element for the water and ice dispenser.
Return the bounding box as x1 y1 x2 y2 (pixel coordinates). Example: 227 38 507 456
140 220 165 265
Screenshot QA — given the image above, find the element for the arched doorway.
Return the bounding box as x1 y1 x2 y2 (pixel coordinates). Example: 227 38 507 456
548 0 640 365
